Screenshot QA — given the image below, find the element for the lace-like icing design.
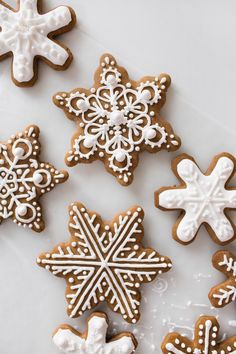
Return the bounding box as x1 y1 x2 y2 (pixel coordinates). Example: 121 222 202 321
54 53 180 185
37 202 172 323
0 125 68 231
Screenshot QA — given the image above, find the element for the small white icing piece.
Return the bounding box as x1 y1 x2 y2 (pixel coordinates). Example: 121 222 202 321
156 153 236 244
162 316 236 354
37 202 172 323
54 53 180 186
209 250 236 308
0 0 75 85
53 313 137 354
0 125 68 231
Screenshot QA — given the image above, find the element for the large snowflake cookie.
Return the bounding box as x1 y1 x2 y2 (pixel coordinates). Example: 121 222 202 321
155 153 236 245
37 202 172 323
0 0 76 86
162 315 236 354
53 312 137 354
0 125 68 231
53 53 181 186
209 250 236 308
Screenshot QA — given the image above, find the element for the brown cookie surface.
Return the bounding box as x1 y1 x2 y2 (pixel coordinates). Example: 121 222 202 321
209 250 236 308
0 125 68 231
53 53 181 186
162 315 236 354
155 152 236 245
37 202 172 323
0 0 76 86
53 312 137 354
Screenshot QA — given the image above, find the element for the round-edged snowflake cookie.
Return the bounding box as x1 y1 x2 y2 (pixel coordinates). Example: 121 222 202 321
155 152 236 245
53 312 137 354
37 202 172 323
0 125 68 232
162 315 236 354
0 0 76 87
53 53 181 186
209 250 236 308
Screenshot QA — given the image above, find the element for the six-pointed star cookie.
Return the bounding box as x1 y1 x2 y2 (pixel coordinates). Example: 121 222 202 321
37 202 172 323
155 153 236 245
162 315 236 354
53 312 137 354
0 0 76 86
209 250 236 308
0 125 68 232
53 53 181 186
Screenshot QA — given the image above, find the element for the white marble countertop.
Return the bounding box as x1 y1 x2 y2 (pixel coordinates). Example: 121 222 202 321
0 1 236 353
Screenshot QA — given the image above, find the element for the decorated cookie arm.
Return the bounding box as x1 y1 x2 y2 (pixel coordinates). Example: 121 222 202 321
41 5 73 33
53 327 84 353
218 336 236 354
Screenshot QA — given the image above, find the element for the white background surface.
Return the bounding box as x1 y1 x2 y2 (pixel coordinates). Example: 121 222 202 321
0 1 236 353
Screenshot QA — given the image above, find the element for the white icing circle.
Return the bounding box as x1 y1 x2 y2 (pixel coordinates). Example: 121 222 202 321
115 150 126 162
139 89 151 101
106 74 117 86
16 204 27 217
13 147 25 158
76 99 90 113
33 172 43 184
109 110 126 126
83 136 95 149
145 128 156 140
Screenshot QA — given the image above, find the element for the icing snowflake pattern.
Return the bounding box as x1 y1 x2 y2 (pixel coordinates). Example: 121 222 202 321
53 312 137 354
162 316 236 354
37 202 172 323
0 0 75 85
155 153 236 244
0 125 68 231
54 53 180 186
209 250 236 307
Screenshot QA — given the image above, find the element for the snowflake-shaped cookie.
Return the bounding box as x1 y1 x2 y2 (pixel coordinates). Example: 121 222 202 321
209 250 236 308
37 202 172 323
0 0 76 86
54 53 181 186
162 315 236 354
0 125 68 231
155 153 236 245
53 312 137 354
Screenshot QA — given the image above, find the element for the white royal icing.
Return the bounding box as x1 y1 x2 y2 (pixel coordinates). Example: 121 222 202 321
55 55 179 185
164 317 228 354
158 156 236 243
211 251 236 307
0 0 73 83
0 125 67 231
53 313 136 354
37 203 172 323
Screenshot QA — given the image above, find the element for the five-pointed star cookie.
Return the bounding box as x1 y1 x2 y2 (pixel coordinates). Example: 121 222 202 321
155 153 236 245
37 202 172 323
53 53 181 186
53 312 137 354
0 0 76 86
162 315 236 354
0 125 68 232
209 250 236 308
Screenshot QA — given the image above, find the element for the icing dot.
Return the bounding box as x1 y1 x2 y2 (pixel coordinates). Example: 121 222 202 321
13 147 24 157
145 128 156 140
16 204 27 216
33 172 43 184
109 110 126 126
139 89 151 101
115 150 126 162
84 136 95 148
106 74 117 86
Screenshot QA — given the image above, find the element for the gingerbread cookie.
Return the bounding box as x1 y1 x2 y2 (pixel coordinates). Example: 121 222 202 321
0 125 68 231
53 312 137 354
162 315 236 354
209 250 236 308
155 153 236 245
0 0 76 86
53 53 181 186
37 202 172 323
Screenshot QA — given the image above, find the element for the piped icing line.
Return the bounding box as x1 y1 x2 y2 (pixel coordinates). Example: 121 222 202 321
37 202 172 323
53 53 180 186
